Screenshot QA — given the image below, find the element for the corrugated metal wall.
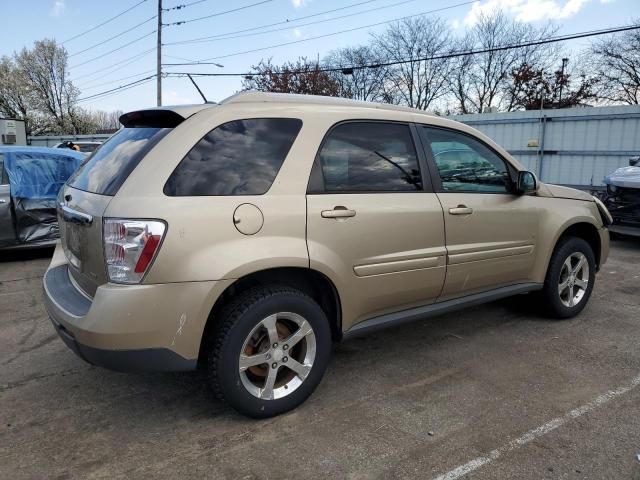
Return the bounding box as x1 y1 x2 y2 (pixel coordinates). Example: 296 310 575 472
27 134 112 148
451 105 640 187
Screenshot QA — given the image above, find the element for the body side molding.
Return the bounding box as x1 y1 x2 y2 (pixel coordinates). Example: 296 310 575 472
342 282 543 339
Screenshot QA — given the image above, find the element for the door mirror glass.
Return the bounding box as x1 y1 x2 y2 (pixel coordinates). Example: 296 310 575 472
517 171 537 194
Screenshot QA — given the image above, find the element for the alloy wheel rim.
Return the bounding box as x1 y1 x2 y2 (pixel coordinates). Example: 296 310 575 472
558 252 589 308
239 312 316 400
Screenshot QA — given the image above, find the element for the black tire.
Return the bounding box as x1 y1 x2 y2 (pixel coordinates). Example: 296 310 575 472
207 285 332 418
540 236 596 319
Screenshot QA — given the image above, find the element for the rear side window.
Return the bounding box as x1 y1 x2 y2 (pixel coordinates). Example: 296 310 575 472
68 127 170 195
164 118 302 196
311 122 422 192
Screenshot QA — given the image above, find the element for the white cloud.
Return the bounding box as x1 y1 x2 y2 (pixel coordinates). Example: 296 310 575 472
291 0 311 7
464 0 590 25
51 0 65 17
450 18 462 30
599 0 614 3
293 28 302 38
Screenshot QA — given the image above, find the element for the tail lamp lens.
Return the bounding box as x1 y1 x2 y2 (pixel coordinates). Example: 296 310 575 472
103 219 166 284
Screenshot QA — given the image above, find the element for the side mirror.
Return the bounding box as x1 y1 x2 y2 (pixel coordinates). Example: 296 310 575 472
516 171 537 194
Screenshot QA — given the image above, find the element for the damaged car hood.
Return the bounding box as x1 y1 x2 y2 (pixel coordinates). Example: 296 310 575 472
537 183 594 201
604 166 640 189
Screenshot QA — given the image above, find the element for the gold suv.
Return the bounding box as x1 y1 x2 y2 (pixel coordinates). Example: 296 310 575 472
44 92 611 417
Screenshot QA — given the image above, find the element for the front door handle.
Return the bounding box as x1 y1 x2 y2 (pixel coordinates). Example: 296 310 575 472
449 205 473 215
0 199 6 204
321 206 356 219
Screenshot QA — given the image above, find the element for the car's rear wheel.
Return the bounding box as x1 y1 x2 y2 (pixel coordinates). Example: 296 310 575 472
540 237 596 319
207 286 332 418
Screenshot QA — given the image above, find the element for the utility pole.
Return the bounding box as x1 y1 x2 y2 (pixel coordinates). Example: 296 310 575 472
157 0 162 106
558 57 569 107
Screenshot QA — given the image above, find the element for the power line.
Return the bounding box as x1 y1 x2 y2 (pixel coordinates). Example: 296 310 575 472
75 23 640 106
71 48 156 82
68 15 157 58
165 0 378 45
165 0 428 46
70 31 157 69
163 53 197 62
62 0 149 44
162 24 640 76
163 0 274 26
78 69 157 91
77 75 157 102
162 1 477 65
163 0 211 11
78 78 156 105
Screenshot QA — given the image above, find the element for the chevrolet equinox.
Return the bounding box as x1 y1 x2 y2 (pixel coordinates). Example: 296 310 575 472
44 92 612 417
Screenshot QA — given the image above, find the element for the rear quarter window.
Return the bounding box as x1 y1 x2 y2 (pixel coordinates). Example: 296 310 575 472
164 118 302 196
68 127 170 195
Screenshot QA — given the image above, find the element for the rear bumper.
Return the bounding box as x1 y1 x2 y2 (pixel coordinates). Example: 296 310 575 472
43 251 232 372
48 313 196 372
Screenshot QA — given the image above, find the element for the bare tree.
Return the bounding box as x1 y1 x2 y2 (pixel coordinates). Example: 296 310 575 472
505 62 597 110
242 57 340 96
372 17 452 110
90 109 124 131
588 23 640 105
0 57 29 120
450 11 559 113
15 39 79 134
324 45 388 102
0 56 49 134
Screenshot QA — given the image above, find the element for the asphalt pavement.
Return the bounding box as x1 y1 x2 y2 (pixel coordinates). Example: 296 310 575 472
1 239 639 479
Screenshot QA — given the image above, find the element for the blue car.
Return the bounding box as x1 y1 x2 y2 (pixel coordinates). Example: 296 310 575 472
0 146 85 250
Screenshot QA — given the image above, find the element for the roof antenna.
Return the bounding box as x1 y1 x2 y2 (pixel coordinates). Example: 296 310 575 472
187 74 208 103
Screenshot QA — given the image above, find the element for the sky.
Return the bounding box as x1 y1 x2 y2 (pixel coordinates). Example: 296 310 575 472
1 0 637 113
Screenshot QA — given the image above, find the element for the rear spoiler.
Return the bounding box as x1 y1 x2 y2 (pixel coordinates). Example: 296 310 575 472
119 109 185 128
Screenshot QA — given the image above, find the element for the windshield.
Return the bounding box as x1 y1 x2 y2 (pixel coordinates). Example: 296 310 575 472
67 127 170 195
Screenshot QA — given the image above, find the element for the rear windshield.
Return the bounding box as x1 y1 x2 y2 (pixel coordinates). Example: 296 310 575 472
67 127 169 195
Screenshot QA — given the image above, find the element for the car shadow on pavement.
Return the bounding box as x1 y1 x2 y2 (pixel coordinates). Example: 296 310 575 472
0 246 54 263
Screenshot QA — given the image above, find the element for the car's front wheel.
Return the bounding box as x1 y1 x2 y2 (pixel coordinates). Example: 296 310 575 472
207 286 332 418
540 236 596 319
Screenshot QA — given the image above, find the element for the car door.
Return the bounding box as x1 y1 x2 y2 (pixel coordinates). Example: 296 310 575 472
306 121 447 330
0 153 16 246
418 125 539 299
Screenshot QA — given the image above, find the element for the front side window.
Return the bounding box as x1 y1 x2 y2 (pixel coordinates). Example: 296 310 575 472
0 153 7 185
164 118 302 196
68 127 170 196
420 127 512 193
314 122 422 192
11 153 82 198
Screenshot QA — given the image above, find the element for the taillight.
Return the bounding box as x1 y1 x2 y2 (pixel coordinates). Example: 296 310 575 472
103 219 166 284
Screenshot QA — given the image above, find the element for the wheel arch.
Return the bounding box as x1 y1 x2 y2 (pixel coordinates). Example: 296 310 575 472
198 267 342 364
552 220 602 271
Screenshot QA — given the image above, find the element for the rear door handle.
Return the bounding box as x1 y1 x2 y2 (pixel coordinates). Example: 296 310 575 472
321 206 356 219
449 205 473 215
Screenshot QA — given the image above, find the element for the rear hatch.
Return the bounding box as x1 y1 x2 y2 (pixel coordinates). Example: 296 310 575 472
58 110 185 296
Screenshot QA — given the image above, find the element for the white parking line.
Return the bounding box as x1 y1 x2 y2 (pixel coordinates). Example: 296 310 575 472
433 373 640 480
